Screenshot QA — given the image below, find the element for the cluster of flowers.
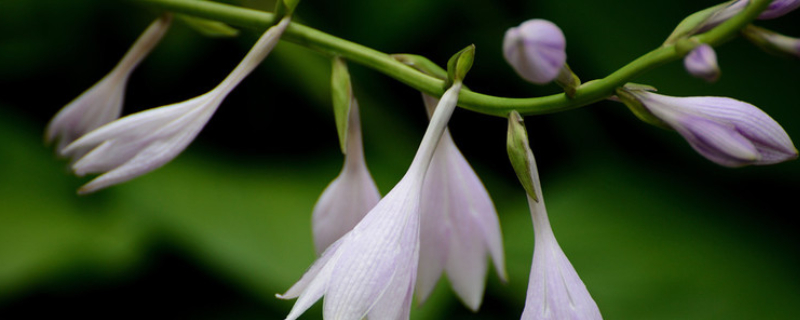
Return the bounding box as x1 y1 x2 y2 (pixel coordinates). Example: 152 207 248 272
45 1 797 319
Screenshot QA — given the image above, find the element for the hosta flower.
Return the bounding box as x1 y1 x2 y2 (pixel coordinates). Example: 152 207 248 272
683 44 720 82
278 82 464 320
415 94 506 311
619 87 798 167
507 112 602 320
521 174 603 320
703 0 799 32
312 97 380 255
46 14 172 154
62 17 291 194
503 19 566 84
742 25 800 59
758 0 800 19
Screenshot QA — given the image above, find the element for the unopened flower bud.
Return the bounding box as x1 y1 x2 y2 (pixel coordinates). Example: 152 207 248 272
742 25 800 59
503 19 567 84
759 0 800 19
684 44 721 82
617 86 797 167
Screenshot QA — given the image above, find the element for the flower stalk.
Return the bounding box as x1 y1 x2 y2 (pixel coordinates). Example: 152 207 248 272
134 0 771 117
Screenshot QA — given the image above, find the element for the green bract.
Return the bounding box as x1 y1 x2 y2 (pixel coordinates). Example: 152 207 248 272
506 111 538 202
446 44 475 87
331 57 353 154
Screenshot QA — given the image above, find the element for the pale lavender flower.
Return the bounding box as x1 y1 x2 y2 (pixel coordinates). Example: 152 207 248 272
702 0 799 32
61 18 291 194
503 19 566 84
758 0 800 19
278 82 464 320
46 14 173 154
622 88 798 167
312 97 380 255
415 94 506 311
517 125 601 320
683 44 720 82
742 25 800 59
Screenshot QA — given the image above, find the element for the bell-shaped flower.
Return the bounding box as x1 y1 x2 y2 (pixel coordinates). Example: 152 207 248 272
503 19 567 84
415 94 507 311
508 113 602 320
619 87 798 167
46 14 173 154
683 44 720 82
61 18 292 194
312 97 381 255
521 174 603 320
278 82 464 320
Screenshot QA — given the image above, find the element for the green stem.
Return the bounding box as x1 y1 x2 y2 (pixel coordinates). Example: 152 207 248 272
134 0 769 117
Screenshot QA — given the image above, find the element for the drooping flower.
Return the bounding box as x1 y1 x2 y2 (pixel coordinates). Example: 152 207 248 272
415 93 506 311
312 96 381 255
46 13 173 154
278 82 464 320
503 19 567 84
61 17 292 194
521 179 603 320
683 44 720 82
506 112 602 320
618 87 798 167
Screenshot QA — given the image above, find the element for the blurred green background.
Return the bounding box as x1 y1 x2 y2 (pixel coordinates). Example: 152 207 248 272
1 0 799 318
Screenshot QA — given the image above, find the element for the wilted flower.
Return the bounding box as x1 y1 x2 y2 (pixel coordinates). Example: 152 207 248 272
312 97 380 255
503 19 567 84
278 82 464 320
46 14 173 154
62 17 292 194
684 44 720 82
618 87 798 167
415 94 506 311
507 112 602 320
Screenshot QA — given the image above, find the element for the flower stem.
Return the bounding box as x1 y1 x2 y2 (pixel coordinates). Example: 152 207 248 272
133 0 770 117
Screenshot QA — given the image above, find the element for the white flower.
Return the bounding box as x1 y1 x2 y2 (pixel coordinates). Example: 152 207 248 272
621 88 798 167
312 97 381 255
503 19 567 84
46 14 173 154
415 94 507 311
62 17 291 194
514 125 602 320
278 82 464 320
684 44 720 82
